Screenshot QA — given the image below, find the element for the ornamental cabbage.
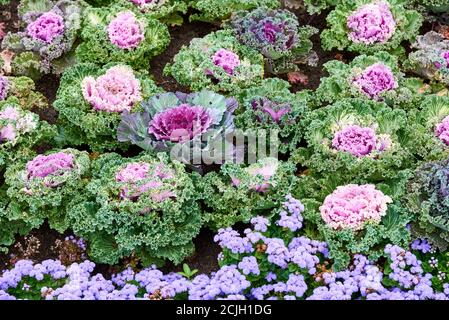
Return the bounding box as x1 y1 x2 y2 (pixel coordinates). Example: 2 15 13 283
234 78 310 154
164 30 264 93
189 0 280 23
54 63 160 151
407 95 449 162
198 157 297 229
117 90 237 164
67 152 202 265
406 158 449 251
75 5 169 70
0 98 55 169
297 180 411 270
228 8 318 74
320 184 392 231
107 11 145 50
81 65 142 113
320 0 422 54
4 148 90 233
347 1 396 45
27 11 64 43
406 31 449 87
293 98 412 184
315 51 425 108
1 0 85 78
352 63 398 99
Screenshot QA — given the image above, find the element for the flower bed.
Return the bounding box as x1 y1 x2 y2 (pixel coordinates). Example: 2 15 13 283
1 0 449 301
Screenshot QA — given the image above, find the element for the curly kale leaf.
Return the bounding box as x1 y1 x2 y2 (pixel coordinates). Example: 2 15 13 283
163 30 264 93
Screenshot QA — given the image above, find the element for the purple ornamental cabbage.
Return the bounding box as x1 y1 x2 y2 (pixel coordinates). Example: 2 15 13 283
332 125 377 157
0 76 9 101
320 184 392 231
211 49 241 75
407 31 449 86
435 116 449 146
407 158 449 249
115 161 175 201
107 11 145 50
352 63 398 100
347 1 396 45
229 8 317 74
81 65 142 113
332 124 391 157
148 104 213 142
233 9 298 59
26 152 74 180
117 90 237 162
26 11 64 44
1 0 84 76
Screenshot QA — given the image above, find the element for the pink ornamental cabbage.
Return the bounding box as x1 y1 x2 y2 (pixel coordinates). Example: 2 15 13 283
332 125 377 157
148 104 213 142
26 152 74 180
26 11 64 44
0 76 8 101
0 124 16 142
108 11 145 50
115 162 175 201
212 49 241 75
435 115 449 146
320 184 392 231
347 1 396 45
352 63 397 100
0 106 19 121
81 65 142 113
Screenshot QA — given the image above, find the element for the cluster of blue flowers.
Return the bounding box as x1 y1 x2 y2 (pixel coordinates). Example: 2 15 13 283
1 194 449 300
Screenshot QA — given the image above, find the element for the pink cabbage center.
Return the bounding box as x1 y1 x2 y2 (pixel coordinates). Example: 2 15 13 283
320 184 392 231
27 11 64 43
148 104 213 142
332 125 377 157
107 11 145 50
212 49 241 75
115 162 175 202
26 152 74 180
347 1 396 45
435 115 449 146
352 63 398 100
